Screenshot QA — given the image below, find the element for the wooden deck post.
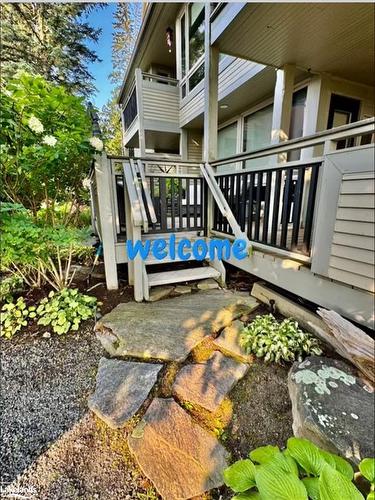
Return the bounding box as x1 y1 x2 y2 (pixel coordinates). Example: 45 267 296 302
271 64 296 146
94 152 118 290
203 4 219 236
135 68 146 157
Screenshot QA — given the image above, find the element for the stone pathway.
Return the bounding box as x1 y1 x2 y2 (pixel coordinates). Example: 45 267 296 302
89 290 259 499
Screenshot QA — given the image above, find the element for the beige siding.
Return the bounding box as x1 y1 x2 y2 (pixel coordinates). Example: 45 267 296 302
327 171 375 292
180 57 263 127
142 81 179 123
187 130 203 162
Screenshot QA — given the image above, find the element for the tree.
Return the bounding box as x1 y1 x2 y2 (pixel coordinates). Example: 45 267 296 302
99 3 142 154
0 72 101 219
0 3 101 96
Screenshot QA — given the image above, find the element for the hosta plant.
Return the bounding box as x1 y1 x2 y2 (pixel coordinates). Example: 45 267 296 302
36 288 99 335
1 297 36 339
224 437 374 500
240 314 322 363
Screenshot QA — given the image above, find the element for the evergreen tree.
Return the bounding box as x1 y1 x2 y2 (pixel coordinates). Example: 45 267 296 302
100 3 142 154
0 3 101 96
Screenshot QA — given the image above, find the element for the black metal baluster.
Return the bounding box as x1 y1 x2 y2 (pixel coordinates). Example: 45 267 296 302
270 170 282 245
240 173 248 231
303 164 320 254
223 176 229 234
178 177 183 230
254 172 262 241
280 169 293 248
193 178 198 229
262 171 272 243
291 167 305 250
170 177 175 230
247 173 254 240
160 177 167 231
186 178 191 229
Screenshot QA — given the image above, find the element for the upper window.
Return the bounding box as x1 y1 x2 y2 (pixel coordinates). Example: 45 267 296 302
178 4 205 99
243 104 273 152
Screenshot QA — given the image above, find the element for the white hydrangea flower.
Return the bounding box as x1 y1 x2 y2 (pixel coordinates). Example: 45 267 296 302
28 116 44 134
89 136 104 152
42 135 57 146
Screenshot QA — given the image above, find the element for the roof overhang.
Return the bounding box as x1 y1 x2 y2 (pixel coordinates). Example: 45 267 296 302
212 3 375 86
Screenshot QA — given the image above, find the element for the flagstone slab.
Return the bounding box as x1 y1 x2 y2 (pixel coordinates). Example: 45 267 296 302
88 358 162 429
96 290 258 362
128 398 228 499
173 351 249 412
213 319 256 363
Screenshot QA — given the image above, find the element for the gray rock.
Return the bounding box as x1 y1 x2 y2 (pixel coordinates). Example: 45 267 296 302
288 356 375 464
88 358 162 429
173 351 249 412
128 398 228 499
213 317 257 363
147 285 174 302
197 278 220 290
96 290 258 362
174 285 192 295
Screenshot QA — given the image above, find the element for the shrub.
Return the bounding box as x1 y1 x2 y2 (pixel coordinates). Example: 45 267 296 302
1 203 94 290
0 275 24 302
0 72 101 217
240 314 322 363
1 297 36 339
223 437 373 499
36 288 99 335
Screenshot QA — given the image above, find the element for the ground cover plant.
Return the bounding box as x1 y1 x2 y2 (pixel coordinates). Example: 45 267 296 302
240 314 322 363
224 437 374 499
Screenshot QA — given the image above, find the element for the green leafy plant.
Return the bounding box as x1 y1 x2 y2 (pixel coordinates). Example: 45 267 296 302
0 274 24 302
240 314 322 363
36 288 99 335
223 437 373 500
1 297 36 339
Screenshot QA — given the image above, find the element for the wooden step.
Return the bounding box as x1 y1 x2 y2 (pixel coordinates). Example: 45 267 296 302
147 266 221 287
144 235 210 265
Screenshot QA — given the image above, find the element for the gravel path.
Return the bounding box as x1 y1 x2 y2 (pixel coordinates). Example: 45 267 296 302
0 323 157 499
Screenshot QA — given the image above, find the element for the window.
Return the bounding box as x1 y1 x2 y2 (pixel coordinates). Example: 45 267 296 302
178 4 205 99
243 104 274 168
218 123 237 159
288 87 307 160
188 3 205 69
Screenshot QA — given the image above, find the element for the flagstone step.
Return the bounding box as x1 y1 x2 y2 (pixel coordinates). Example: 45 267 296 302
88 358 162 429
147 266 220 287
173 351 250 413
128 398 228 500
213 318 257 363
95 290 259 362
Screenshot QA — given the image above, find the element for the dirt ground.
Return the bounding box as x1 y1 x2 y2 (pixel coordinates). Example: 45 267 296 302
1 265 294 499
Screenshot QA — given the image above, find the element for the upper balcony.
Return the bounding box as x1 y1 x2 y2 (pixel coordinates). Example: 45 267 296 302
122 70 180 154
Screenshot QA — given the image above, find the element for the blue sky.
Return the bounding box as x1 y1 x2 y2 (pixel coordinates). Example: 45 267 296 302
84 3 117 109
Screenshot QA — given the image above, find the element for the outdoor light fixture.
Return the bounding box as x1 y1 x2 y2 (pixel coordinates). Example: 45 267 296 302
166 27 173 53
220 104 229 109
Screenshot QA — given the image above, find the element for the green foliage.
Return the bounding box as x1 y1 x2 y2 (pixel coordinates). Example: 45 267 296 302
360 459 375 500
240 314 322 363
1 3 101 95
36 289 98 335
224 438 373 500
0 275 24 302
0 73 99 214
1 203 93 289
1 297 36 339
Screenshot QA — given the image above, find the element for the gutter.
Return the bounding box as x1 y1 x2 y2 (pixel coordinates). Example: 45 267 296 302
117 3 154 105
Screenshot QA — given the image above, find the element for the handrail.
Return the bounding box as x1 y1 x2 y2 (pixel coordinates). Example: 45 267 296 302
122 161 144 228
129 159 149 232
108 155 201 167
136 160 157 223
200 162 251 251
211 117 374 167
141 72 178 86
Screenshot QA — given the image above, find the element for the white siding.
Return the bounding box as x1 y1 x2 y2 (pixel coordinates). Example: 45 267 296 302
327 171 375 292
142 81 179 124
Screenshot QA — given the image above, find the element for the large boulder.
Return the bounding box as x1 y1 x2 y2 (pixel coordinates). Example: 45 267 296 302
288 356 374 464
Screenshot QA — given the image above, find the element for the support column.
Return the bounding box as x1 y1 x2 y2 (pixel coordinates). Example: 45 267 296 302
203 4 219 236
271 64 296 145
180 128 188 161
135 68 146 157
95 152 118 290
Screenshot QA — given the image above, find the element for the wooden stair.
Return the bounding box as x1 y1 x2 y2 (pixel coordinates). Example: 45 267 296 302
147 266 221 287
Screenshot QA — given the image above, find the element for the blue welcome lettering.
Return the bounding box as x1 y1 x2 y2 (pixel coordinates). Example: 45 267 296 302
126 239 151 260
